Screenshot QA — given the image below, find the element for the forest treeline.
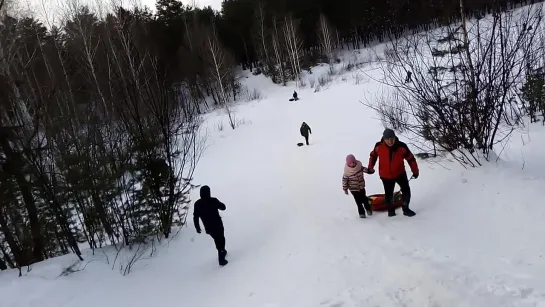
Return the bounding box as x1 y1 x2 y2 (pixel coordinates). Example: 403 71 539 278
0 0 541 272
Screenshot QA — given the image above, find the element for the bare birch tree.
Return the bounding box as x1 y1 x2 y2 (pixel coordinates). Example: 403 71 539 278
317 13 335 64
253 1 270 71
204 23 237 128
283 14 303 84
271 16 287 85
0 0 6 15
0 9 48 266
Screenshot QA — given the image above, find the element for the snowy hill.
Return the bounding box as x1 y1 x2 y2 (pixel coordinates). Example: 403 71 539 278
3 7 545 307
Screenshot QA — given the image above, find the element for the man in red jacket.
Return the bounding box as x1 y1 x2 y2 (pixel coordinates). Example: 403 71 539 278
367 128 419 217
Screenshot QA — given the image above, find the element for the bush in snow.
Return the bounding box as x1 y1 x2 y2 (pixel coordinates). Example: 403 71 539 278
520 70 545 124
368 3 544 167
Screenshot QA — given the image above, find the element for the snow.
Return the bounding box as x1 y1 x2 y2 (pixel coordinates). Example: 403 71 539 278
3 10 545 307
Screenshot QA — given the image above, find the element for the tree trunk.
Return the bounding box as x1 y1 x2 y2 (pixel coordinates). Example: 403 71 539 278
0 243 14 269
0 208 25 266
0 129 44 264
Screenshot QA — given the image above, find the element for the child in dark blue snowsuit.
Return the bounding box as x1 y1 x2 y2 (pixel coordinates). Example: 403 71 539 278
193 185 228 266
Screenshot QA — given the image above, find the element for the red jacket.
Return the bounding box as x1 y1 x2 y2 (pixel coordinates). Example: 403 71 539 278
368 138 419 179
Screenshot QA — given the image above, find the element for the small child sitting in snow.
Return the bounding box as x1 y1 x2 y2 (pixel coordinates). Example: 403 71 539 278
342 154 373 218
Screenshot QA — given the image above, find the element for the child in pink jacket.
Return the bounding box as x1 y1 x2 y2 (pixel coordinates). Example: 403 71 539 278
342 154 372 218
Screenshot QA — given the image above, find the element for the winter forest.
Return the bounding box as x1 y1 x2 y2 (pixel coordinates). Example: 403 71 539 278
0 0 544 274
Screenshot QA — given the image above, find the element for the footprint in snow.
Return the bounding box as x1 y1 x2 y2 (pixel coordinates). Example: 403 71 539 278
319 299 344 307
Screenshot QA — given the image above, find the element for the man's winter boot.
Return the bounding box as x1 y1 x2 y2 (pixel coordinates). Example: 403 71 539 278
218 250 228 266
359 214 366 218
387 202 396 217
402 205 416 217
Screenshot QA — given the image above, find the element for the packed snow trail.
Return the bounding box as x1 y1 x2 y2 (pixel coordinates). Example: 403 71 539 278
158 78 545 307
3 64 545 307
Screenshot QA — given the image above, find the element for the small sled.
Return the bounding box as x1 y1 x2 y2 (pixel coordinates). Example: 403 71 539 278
368 191 403 211
297 142 304 146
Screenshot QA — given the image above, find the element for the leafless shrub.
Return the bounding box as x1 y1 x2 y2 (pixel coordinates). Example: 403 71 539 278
343 61 355 72
216 121 224 132
120 239 156 276
318 74 332 87
364 90 409 131
353 72 365 84
59 260 95 277
227 113 251 129
328 65 337 76
309 77 316 88
246 88 263 101
366 3 544 166
298 76 307 88
383 47 399 63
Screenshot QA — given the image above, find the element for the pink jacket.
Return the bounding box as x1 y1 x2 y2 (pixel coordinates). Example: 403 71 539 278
342 160 368 192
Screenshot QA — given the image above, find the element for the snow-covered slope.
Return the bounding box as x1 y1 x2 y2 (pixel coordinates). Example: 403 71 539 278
3 14 545 307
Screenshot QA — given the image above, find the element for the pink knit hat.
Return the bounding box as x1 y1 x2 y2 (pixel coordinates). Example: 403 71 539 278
346 154 356 164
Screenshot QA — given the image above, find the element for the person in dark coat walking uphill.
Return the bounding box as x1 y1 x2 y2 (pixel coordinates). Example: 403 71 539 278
343 154 373 218
193 185 228 266
367 129 419 217
300 122 311 145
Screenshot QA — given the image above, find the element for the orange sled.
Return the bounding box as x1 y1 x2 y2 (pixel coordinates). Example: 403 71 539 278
368 191 403 211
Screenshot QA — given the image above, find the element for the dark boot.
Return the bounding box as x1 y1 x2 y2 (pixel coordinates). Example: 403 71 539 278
218 250 228 266
402 204 416 217
357 203 366 218
387 201 396 217
364 202 372 216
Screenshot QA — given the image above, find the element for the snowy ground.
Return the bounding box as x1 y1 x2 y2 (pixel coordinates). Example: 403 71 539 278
3 16 545 307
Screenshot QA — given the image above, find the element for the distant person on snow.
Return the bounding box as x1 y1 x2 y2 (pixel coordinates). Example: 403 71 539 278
292 91 298 101
193 185 228 266
343 154 373 218
367 128 419 217
405 71 412 83
300 122 311 145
